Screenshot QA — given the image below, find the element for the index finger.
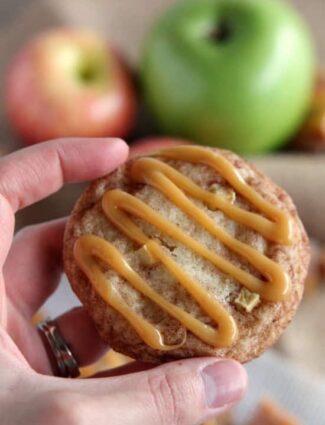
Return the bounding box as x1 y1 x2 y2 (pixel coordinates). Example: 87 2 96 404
0 137 129 212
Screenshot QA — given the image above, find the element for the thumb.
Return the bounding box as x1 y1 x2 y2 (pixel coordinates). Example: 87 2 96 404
104 357 247 425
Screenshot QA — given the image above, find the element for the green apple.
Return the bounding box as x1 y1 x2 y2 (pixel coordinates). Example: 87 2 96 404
141 0 315 153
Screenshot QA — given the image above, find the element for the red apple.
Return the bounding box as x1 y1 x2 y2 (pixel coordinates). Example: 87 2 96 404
6 29 137 145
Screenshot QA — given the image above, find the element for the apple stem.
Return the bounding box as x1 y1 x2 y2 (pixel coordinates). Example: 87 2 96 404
79 65 96 83
209 22 232 43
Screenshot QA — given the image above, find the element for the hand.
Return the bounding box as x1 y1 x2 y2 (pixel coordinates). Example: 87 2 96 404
0 138 247 425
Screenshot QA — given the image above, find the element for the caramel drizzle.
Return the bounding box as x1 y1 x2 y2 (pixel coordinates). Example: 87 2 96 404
74 146 292 350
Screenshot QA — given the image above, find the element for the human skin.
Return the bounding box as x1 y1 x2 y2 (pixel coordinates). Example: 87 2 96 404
0 137 247 425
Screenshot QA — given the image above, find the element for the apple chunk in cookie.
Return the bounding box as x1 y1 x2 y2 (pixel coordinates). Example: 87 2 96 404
64 145 309 363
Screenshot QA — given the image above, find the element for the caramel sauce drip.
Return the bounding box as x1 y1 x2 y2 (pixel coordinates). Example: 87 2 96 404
74 146 293 350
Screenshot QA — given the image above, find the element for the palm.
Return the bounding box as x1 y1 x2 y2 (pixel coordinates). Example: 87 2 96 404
6 297 44 369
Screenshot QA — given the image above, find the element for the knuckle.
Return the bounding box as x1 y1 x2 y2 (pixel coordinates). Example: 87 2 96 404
45 392 89 425
146 370 184 425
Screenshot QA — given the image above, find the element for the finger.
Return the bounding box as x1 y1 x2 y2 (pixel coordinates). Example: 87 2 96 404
4 219 66 316
18 307 109 375
89 361 154 378
4 221 143 370
69 357 247 425
0 137 129 212
110 358 247 424
54 307 108 368
0 195 15 326
0 194 15 268
4 221 109 372
130 137 187 158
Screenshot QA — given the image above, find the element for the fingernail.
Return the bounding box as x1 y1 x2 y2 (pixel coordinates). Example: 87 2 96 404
95 137 128 151
201 360 247 408
108 138 128 149
101 138 129 161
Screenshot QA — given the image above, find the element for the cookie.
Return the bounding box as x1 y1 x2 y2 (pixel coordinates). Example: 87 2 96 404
63 145 309 363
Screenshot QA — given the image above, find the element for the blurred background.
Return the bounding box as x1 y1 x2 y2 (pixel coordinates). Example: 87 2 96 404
0 1 325 424
0 0 324 231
